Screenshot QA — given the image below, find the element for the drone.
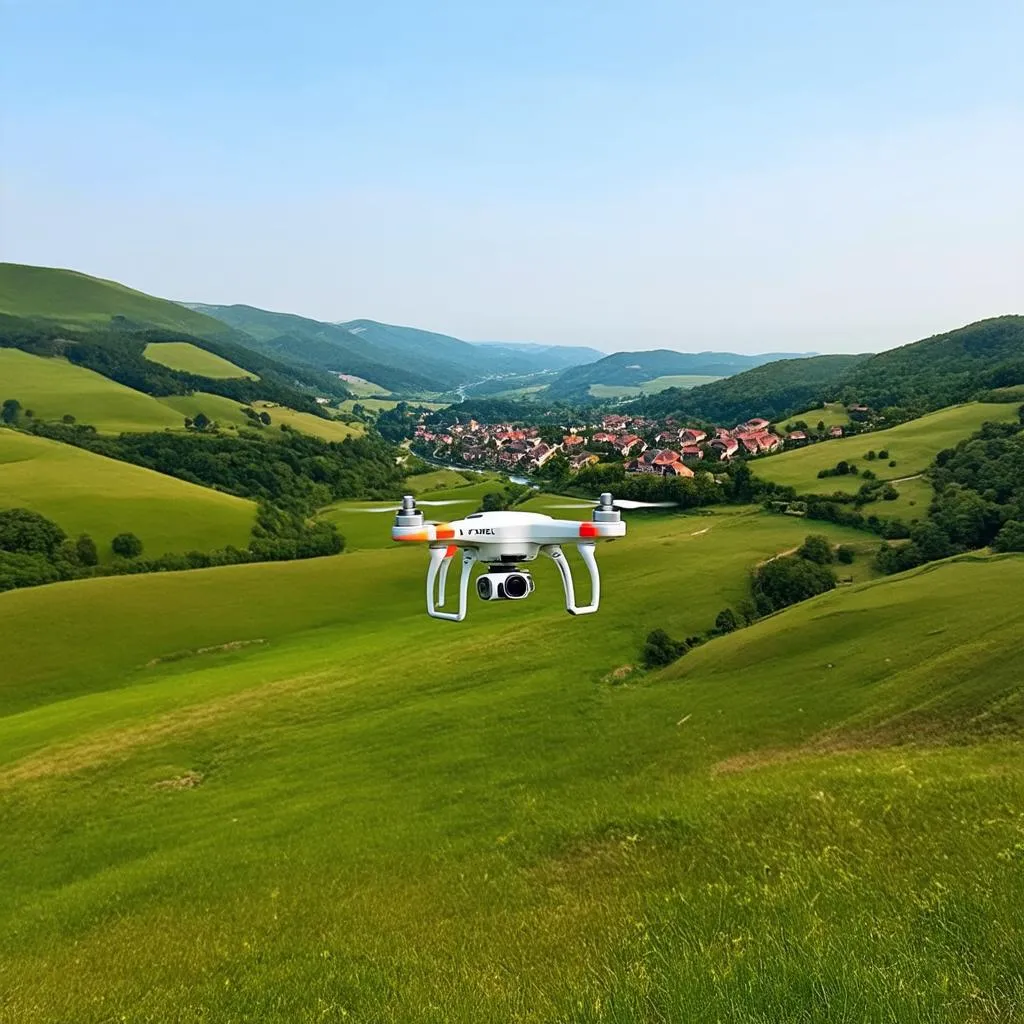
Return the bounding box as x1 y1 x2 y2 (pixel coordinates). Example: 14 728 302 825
386 492 673 621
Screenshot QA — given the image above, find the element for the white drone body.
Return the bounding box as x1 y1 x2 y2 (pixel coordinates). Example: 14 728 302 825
389 492 634 621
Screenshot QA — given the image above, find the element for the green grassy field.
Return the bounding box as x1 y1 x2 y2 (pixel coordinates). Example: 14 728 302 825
0 262 236 337
773 401 851 431
2 494 1021 1021
0 349 185 433
144 341 257 379
588 374 722 399
338 375 391 397
0 429 256 562
253 402 363 442
340 398 448 413
156 392 255 430
754 401 1021 494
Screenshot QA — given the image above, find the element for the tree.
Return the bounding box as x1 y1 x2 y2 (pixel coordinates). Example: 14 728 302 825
259 411 272 425
866 450 877 460
0 508 67 557
192 411 211 431
836 544 856 564
641 629 687 668
75 534 99 566
62 414 76 424
752 555 837 614
993 520 1024 553
714 607 739 633
112 532 144 559
1 399 21 424
798 534 835 564
878 449 890 459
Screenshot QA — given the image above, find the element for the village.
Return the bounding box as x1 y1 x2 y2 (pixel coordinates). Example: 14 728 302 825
411 408 857 478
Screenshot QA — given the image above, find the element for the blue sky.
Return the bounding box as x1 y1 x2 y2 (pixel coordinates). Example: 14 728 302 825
2 0 1022 352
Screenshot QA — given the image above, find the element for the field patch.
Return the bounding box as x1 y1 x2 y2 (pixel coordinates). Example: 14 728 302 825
0 349 185 433
0 429 255 563
754 402 1021 494
588 374 722 399
252 402 362 442
772 401 851 431
156 392 254 430
143 341 257 379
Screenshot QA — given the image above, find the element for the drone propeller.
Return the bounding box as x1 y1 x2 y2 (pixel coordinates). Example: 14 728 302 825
354 499 473 514
548 498 677 510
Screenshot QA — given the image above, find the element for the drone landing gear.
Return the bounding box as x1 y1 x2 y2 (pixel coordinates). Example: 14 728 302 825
542 543 600 616
423 543 601 620
426 545 477 621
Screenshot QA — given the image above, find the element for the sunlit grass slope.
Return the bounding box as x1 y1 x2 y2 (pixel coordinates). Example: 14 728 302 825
0 349 184 433
588 373 721 398
2 504 1021 1021
252 402 363 442
143 341 257 379
0 429 255 562
772 401 851 431
155 392 254 430
754 401 1021 493
0 262 236 337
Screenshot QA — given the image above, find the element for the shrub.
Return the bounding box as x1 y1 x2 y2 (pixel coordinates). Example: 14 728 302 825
752 556 837 614
111 532 144 559
641 629 688 668
798 534 835 564
75 534 99 566
836 545 856 564
888 460 897 468
0 508 66 558
714 608 739 634
865 450 877 460
878 449 890 459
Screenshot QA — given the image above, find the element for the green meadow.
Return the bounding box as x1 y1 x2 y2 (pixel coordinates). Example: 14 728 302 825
339 375 392 397
0 349 185 433
156 391 255 430
340 398 448 413
144 341 257 379
253 402 363 442
588 374 722 399
754 401 1021 494
772 401 851 431
0 429 255 561
2 496 1021 1021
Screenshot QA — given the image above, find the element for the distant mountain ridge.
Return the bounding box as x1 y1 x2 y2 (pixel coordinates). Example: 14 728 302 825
189 305 603 393
544 348 815 399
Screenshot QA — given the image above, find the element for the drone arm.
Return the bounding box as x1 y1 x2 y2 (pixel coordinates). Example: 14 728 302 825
542 543 600 616
426 546 476 621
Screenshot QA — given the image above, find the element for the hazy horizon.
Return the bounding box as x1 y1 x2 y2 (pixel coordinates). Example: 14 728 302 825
2 1 1022 355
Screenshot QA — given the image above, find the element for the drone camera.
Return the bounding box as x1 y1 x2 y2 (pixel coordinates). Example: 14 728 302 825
477 569 535 601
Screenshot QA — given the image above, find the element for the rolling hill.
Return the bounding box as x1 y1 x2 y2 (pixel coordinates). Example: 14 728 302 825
143 341 257 380
544 348 812 400
0 348 188 433
753 400 1022 494
189 304 606 395
0 501 1021 1021
0 429 256 561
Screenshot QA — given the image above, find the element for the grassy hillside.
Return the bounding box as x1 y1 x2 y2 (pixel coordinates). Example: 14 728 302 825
0 349 185 433
588 373 722 398
155 392 255 430
0 430 255 561
754 401 1021 494
252 402 362 442
144 341 257 380
773 401 851 431
0 502 1020 1020
0 262 238 338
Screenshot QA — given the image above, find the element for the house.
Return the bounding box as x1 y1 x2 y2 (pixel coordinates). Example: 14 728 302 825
461 446 488 463
497 450 524 468
787 430 808 446
626 449 694 478
562 434 586 447
656 431 678 444
744 418 771 432
756 434 783 454
679 428 707 445
526 443 558 468
568 451 599 470
592 432 617 444
709 437 740 460
737 435 761 455
614 434 646 457
829 425 844 438
681 444 704 460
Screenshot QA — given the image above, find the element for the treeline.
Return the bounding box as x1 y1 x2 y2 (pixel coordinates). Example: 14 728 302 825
641 534 846 670
569 460 760 508
425 397 596 429
875 414 1024 574
25 421 405 515
0 505 344 595
0 313 348 414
